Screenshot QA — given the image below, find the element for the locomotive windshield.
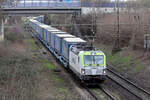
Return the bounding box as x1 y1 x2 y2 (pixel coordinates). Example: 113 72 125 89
84 55 104 65
94 55 104 64
84 55 93 65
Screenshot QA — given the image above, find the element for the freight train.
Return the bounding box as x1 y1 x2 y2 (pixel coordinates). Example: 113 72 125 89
28 16 106 83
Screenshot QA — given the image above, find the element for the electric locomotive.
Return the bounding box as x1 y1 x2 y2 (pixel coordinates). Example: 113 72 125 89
69 44 106 83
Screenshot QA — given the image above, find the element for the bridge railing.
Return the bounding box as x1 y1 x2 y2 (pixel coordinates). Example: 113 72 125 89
2 0 81 8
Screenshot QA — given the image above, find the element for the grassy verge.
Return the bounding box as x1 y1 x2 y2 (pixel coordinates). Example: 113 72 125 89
40 59 56 69
94 43 145 73
0 35 3 41
28 39 39 50
39 58 73 100
0 41 37 100
1 21 81 100
24 27 72 99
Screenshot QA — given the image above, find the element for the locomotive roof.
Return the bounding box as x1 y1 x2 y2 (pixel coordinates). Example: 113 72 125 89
63 38 86 43
71 44 104 54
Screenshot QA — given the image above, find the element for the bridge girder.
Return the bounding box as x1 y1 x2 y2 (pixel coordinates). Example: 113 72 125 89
2 7 81 16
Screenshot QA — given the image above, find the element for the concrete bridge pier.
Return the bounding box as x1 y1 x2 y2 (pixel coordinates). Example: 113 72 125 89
0 18 4 41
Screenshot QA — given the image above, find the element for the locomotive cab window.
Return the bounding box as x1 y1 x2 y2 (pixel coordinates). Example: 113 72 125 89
84 55 93 65
84 55 104 66
94 55 104 65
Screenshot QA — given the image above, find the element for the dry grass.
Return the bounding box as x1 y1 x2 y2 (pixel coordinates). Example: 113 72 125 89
0 26 38 100
0 19 82 100
0 55 37 100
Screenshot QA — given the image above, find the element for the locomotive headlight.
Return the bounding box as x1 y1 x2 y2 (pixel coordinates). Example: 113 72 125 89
103 69 106 74
103 70 106 74
81 69 85 74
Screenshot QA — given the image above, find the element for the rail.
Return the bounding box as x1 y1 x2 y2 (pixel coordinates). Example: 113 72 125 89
85 87 102 100
107 65 150 100
85 85 117 100
99 86 117 100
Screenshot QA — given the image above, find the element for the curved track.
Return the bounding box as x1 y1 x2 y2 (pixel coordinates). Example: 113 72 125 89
85 85 117 100
107 65 150 100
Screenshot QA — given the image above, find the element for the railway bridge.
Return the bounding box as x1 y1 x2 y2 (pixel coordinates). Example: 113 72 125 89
0 0 81 40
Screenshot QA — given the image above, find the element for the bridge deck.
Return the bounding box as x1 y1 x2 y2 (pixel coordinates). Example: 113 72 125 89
1 0 81 15
2 7 81 15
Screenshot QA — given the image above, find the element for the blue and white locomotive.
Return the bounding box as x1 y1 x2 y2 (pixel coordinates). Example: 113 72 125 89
28 16 106 83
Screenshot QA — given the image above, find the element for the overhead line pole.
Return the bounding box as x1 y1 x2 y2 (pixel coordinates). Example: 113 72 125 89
112 0 121 54
117 0 120 49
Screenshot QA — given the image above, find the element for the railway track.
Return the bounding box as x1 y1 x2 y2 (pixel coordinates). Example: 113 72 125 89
107 65 150 100
99 86 118 100
85 85 117 100
85 87 102 100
